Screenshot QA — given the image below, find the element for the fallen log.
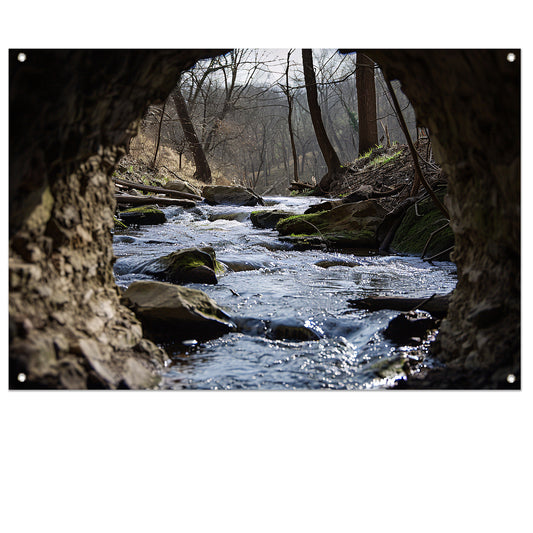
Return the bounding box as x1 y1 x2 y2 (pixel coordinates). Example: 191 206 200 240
115 194 197 208
347 293 450 319
112 177 202 201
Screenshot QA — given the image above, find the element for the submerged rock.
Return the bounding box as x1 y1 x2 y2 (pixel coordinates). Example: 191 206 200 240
267 319 323 342
368 355 410 379
123 280 235 341
202 185 264 207
250 210 295 229
276 200 388 249
118 206 166 226
208 211 250 222
234 316 323 342
315 259 360 268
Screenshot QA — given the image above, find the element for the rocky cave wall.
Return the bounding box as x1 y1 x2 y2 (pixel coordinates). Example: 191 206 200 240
9 49 520 388
367 50 520 382
9 49 227 388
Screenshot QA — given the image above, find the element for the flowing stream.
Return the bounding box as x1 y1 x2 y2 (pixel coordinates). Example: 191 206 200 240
113 196 457 390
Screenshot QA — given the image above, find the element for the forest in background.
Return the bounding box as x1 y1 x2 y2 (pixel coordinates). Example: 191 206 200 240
126 49 419 195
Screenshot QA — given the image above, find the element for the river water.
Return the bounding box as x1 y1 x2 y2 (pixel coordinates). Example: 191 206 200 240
113 196 457 390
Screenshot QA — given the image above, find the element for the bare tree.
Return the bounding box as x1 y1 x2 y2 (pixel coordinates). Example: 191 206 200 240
280 49 299 182
302 48 342 191
171 85 212 183
152 97 168 168
356 52 379 155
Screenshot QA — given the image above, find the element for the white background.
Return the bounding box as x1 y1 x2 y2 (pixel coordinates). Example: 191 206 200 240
2 2 531 532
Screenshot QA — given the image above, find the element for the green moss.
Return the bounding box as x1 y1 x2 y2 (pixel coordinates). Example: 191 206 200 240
113 216 127 229
277 202 386 249
121 206 161 214
276 211 327 234
391 193 454 258
289 189 315 197
357 144 384 162
119 206 166 226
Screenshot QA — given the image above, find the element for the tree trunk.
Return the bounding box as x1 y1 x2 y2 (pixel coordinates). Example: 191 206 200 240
172 86 212 183
284 50 299 182
356 53 379 156
301 49 342 191
152 97 167 168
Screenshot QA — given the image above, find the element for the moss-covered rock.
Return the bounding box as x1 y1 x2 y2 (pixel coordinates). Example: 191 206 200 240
118 206 166 226
304 200 344 214
143 247 220 285
250 209 295 229
391 194 454 259
276 200 388 249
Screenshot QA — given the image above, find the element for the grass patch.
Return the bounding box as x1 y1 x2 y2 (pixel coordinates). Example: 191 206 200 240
369 149 402 167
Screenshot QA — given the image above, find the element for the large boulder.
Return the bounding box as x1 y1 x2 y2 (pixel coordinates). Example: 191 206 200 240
165 179 201 197
118 206 166 226
250 209 295 229
137 247 220 285
123 280 235 341
202 185 264 206
276 200 388 249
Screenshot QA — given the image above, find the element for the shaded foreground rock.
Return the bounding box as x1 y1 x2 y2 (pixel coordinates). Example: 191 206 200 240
202 185 264 206
383 311 437 345
276 200 388 249
123 280 236 341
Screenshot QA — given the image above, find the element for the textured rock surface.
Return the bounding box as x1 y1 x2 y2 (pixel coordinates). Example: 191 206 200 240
367 49 520 378
250 210 295 229
202 185 264 206
118 206 167 226
164 179 201 197
123 281 235 341
391 194 454 259
9 49 226 388
139 247 219 285
276 200 388 249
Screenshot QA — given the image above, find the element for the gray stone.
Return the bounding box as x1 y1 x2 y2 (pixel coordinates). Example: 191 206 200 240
202 185 264 206
250 210 295 229
123 280 235 341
